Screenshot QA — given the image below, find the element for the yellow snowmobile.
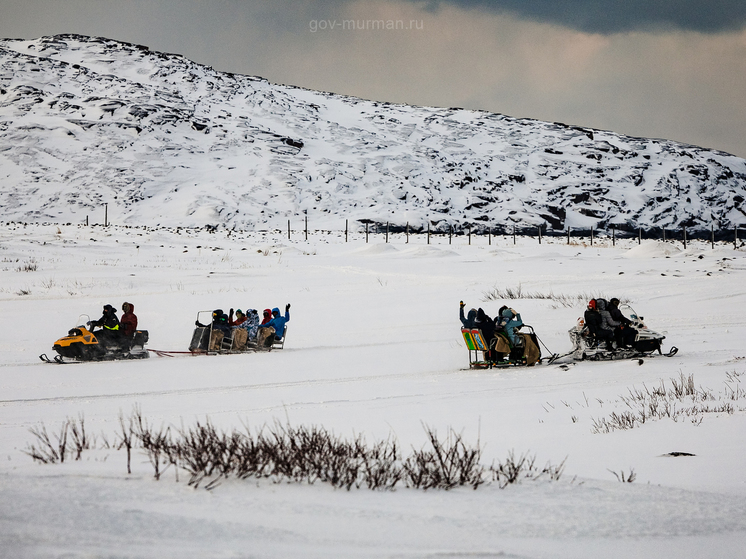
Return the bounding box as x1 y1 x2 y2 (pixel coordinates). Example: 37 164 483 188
41 314 149 363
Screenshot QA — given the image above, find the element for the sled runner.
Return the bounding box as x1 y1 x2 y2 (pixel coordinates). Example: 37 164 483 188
41 314 149 363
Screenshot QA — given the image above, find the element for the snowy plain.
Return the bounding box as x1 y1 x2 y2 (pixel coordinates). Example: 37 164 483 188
1 222 745 558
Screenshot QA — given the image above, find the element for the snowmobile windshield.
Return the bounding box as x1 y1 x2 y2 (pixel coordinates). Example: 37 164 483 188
76 314 91 328
619 305 639 321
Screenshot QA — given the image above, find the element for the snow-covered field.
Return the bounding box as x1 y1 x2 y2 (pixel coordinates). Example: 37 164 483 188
1 222 746 558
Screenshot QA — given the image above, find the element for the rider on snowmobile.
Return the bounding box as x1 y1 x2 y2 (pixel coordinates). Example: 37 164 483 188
89 304 122 346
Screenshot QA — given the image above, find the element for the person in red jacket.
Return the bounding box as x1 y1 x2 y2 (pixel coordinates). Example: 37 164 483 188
260 309 272 325
228 309 247 327
121 302 138 338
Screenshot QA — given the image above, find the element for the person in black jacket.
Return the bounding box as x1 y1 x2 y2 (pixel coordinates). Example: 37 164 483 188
195 309 231 333
195 309 232 351
474 308 498 361
608 298 636 347
89 304 122 346
584 299 614 350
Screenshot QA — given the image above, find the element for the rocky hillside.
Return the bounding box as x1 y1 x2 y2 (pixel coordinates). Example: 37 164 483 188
1 34 745 232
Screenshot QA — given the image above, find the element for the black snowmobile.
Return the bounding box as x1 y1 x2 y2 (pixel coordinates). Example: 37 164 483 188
41 314 149 363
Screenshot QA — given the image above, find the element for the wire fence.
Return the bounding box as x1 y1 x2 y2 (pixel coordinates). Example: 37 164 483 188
5 219 745 250
277 219 744 250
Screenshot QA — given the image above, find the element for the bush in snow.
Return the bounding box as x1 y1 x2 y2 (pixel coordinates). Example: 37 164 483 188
25 410 567 492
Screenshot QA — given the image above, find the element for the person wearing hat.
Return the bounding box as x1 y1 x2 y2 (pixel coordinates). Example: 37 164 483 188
195 309 231 351
228 308 247 327
459 301 477 329
607 298 636 347
228 309 249 350
257 304 290 348
242 309 261 341
260 308 272 326
89 304 121 346
584 299 614 350
121 302 138 338
498 307 523 347
266 305 290 341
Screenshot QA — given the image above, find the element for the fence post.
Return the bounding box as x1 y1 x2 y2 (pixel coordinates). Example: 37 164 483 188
612 225 615 247
735 226 738 250
663 228 666 242
427 222 431 245
683 226 687 250
468 226 471 246
386 222 389 243
449 224 452 245
711 224 714 250
345 219 348 242
567 227 571 245
488 227 491 246
366 222 369 243
513 225 516 245
104 203 108 227
305 215 308 241
591 227 594 246
638 227 641 245
538 225 542 245
288 219 291 240
406 222 409 244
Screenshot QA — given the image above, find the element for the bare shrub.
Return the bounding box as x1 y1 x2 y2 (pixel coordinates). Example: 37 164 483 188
131 408 172 481
609 468 636 483
16 259 37 272
117 410 135 474
23 421 70 464
403 427 484 490
69 414 91 461
591 372 744 434
489 452 567 488
24 411 567 492
482 284 625 309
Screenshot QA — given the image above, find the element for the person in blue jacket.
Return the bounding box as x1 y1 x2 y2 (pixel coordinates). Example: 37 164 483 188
265 304 290 341
499 307 523 346
459 301 477 328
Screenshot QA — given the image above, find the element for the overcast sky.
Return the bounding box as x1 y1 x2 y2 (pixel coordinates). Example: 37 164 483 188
3 0 745 157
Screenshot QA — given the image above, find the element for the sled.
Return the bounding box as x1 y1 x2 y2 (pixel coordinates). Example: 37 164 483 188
188 311 288 355
461 325 544 369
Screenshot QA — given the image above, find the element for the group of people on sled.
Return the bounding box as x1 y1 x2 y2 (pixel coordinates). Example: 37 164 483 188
88 302 138 347
459 302 540 365
195 305 290 351
583 298 636 350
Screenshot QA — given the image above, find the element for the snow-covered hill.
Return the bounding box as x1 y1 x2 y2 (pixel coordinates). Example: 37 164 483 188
1 34 745 232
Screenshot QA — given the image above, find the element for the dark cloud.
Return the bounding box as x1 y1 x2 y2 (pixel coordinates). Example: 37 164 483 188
417 0 746 34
